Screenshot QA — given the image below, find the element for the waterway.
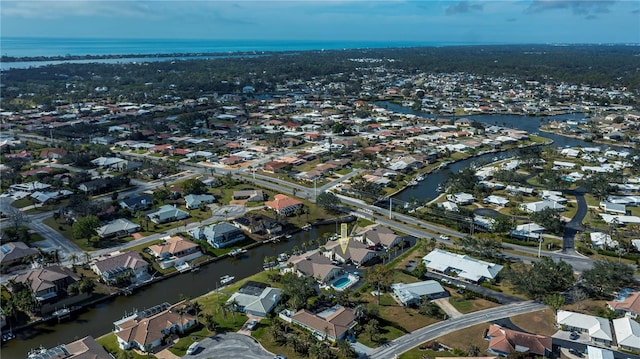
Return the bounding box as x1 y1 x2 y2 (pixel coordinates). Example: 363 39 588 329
376 102 611 203
2 225 334 358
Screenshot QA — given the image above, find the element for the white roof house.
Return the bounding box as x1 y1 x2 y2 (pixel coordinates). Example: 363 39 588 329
613 317 640 352
483 195 509 206
587 346 615 359
590 232 618 249
519 200 565 213
446 192 474 205
390 280 447 306
600 202 626 215
600 214 640 226
97 218 140 238
422 249 503 283
556 310 613 345
226 283 283 318
438 201 459 212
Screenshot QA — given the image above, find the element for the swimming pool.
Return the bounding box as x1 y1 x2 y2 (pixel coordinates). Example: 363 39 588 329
331 274 358 291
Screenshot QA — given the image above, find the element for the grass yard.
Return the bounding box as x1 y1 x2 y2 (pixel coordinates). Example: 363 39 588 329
97 333 152 359
436 322 491 355
510 309 557 336
251 318 300 359
447 290 500 314
168 325 213 357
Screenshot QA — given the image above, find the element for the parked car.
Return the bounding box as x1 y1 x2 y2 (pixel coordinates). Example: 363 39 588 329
247 319 258 330
439 235 450 240
569 332 579 340
569 348 582 357
187 342 200 355
274 355 287 359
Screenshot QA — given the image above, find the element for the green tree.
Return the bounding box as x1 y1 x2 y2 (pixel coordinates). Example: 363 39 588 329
543 293 565 314
71 215 100 240
363 318 380 342
505 257 575 299
182 179 207 195
316 192 340 213
581 259 636 298
79 277 96 295
365 264 393 305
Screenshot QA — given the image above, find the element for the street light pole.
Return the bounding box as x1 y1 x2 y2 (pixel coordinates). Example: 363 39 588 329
538 238 542 258
389 198 392 219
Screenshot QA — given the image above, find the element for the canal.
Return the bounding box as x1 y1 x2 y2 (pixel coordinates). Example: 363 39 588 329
377 102 614 203
3 225 334 358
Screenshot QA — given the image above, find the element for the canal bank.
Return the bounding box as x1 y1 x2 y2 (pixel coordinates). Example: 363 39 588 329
1 224 337 359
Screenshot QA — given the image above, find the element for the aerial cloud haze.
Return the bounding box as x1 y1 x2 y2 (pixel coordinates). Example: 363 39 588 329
1 0 638 43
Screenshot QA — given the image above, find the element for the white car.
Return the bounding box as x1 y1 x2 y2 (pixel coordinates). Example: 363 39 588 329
439 235 450 240
187 341 200 355
247 319 258 330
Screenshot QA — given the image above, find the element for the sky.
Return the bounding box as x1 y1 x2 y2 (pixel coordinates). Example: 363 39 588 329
1 0 639 44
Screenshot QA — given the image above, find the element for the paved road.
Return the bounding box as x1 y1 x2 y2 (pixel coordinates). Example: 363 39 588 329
366 301 546 359
189 333 274 359
562 187 588 253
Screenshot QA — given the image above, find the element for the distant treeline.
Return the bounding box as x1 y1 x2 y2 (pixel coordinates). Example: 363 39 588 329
1 45 638 111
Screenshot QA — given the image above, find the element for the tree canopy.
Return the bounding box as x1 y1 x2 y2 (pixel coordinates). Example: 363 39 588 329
580 259 636 298
505 256 575 299
72 215 100 240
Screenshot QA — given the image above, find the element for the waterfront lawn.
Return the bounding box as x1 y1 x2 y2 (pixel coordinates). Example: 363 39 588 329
97 333 151 359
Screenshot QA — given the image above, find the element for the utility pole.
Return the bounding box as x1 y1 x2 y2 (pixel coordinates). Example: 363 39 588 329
314 178 317 200
538 238 542 258
389 197 392 219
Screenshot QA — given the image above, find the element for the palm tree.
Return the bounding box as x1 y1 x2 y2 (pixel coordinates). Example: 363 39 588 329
69 253 79 265
191 301 202 324
204 313 217 332
83 252 91 265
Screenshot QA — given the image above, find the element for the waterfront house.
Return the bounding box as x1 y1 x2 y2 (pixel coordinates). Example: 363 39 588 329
0 242 39 271
355 224 404 250
323 239 377 266
147 205 189 224
225 281 283 317
11 266 79 302
284 252 342 283
265 194 303 217
486 324 551 357
391 280 447 306
148 236 201 269
422 249 503 283
91 251 149 285
114 301 196 352
556 310 613 346
189 222 246 249
184 194 216 210
613 317 640 353
28 336 111 359
288 305 357 342
483 195 509 207
96 218 140 238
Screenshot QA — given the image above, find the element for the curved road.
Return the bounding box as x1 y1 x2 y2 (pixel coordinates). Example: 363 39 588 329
367 301 546 359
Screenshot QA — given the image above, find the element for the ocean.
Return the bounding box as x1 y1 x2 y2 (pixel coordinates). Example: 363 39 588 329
1 37 470 58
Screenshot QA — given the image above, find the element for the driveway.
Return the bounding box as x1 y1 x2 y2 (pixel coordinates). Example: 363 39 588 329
190 333 274 359
433 298 463 319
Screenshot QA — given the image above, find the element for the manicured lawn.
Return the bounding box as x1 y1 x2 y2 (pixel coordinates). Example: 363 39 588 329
252 318 304 359
448 291 500 314
96 333 152 359
436 322 491 355
168 325 213 357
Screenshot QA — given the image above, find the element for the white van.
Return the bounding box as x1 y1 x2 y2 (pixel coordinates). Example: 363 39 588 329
187 341 200 355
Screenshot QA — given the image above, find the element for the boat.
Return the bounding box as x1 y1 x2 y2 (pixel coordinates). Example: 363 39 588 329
2 332 15 342
220 275 235 285
436 184 444 193
301 224 312 231
175 262 191 273
229 248 247 257
407 180 418 186
285 234 292 239
52 307 70 319
416 176 424 182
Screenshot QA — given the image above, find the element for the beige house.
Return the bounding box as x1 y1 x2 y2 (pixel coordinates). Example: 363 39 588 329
148 236 202 269
289 305 357 342
284 252 341 283
355 224 404 249
11 266 79 302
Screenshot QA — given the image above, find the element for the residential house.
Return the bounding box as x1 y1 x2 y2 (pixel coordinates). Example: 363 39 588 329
422 249 503 283
96 218 141 238
486 324 552 357
232 216 265 234
265 194 303 216
189 222 246 249
391 280 447 306
355 224 404 249
148 236 201 269
586 346 615 359
29 336 111 359
78 178 111 194
612 317 640 353
510 223 545 241
289 305 357 342
10 181 51 193
600 201 627 215
232 190 265 202
284 252 342 283
607 291 640 318
483 195 509 207
556 310 613 346
184 194 215 210
226 281 283 317
590 232 619 249
114 301 196 352
519 200 565 213
11 266 79 302
147 205 189 224
0 242 39 270
323 239 377 266
119 194 153 212
91 251 149 285
39 148 68 160
30 190 74 204
446 192 475 205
